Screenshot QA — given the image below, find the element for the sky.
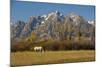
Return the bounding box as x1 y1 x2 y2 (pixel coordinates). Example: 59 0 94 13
11 0 95 23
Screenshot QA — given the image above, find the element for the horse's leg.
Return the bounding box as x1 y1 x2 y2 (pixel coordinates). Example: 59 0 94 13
41 49 42 52
36 49 37 52
37 49 39 52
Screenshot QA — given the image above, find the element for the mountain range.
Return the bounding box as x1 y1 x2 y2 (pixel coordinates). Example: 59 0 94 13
11 11 95 41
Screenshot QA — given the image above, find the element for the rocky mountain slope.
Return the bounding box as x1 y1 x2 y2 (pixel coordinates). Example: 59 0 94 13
11 11 95 41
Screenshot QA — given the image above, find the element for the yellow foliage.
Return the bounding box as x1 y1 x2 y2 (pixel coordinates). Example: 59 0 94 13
26 32 37 43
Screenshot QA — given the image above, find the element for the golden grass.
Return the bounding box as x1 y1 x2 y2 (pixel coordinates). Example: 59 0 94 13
11 50 95 66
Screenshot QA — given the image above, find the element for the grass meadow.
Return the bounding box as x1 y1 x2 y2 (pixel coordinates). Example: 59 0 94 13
11 50 95 66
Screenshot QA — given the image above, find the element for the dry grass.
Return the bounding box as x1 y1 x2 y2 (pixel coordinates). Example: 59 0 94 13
11 50 95 66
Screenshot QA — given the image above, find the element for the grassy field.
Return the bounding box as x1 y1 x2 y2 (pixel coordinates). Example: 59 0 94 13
11 50 95 66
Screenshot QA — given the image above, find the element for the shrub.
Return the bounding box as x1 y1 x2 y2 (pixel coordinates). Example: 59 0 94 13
11 38 95 52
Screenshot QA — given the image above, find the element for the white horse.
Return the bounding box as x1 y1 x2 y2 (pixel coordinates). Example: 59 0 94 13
34 46 44 52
